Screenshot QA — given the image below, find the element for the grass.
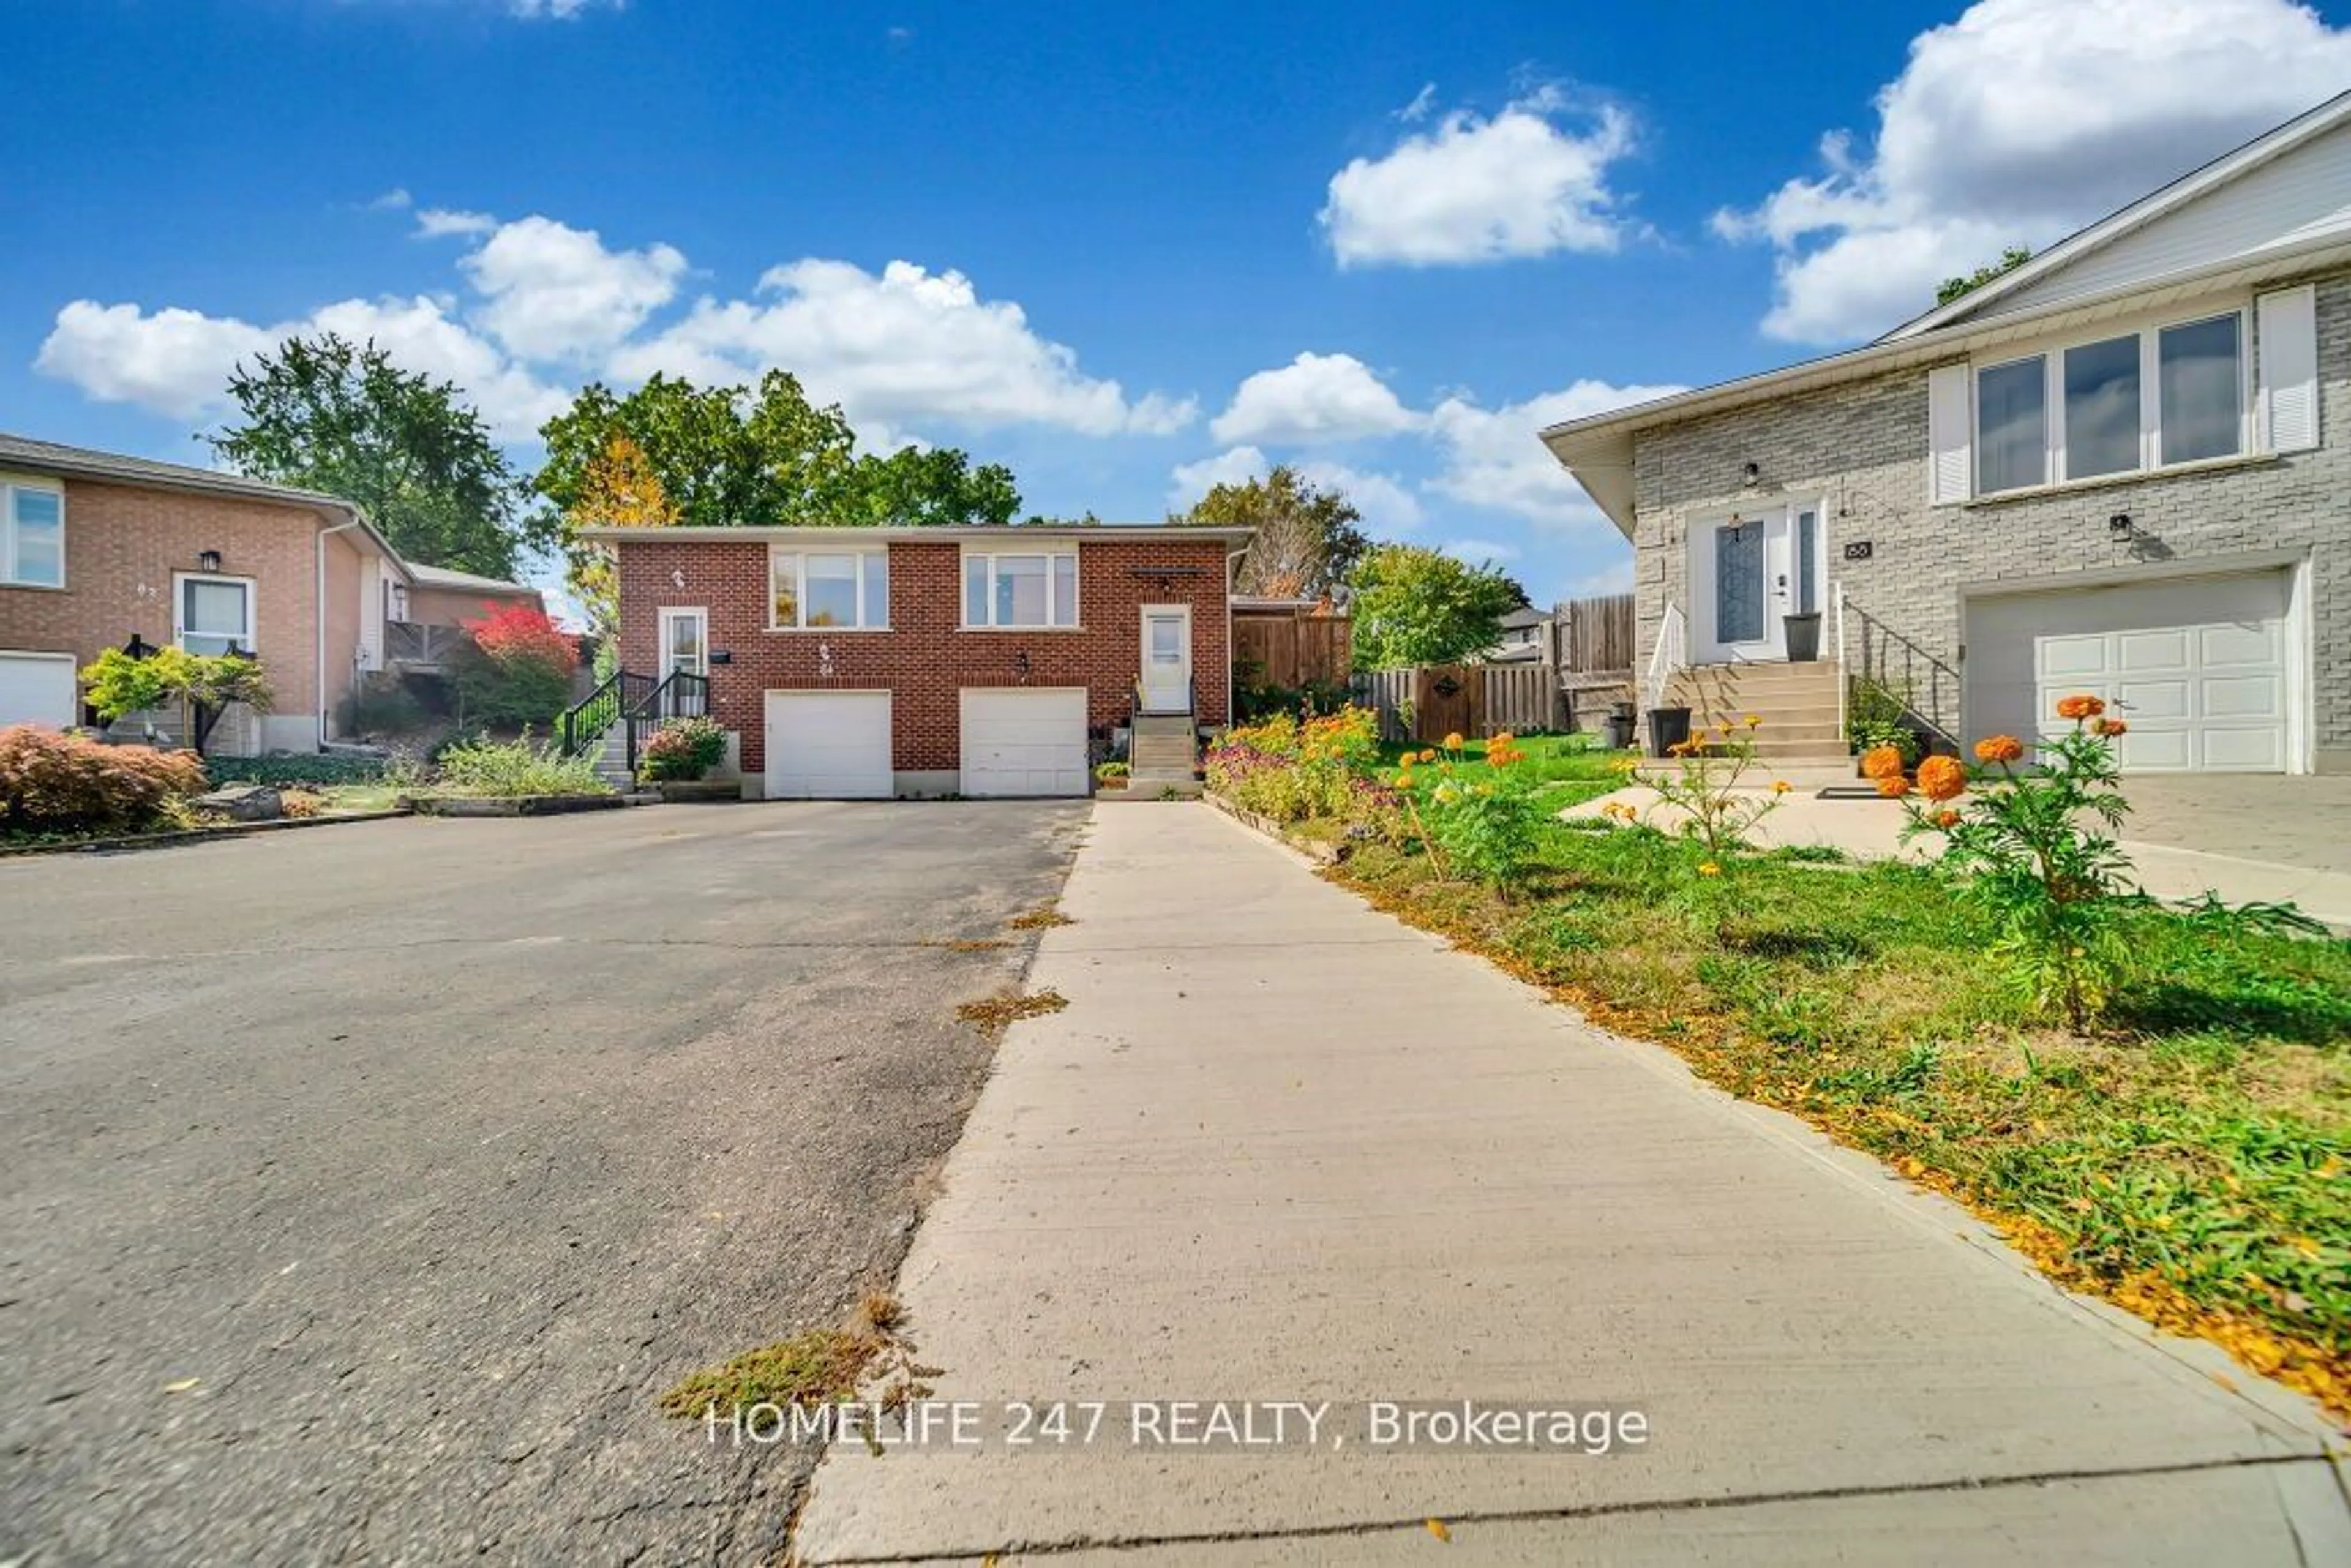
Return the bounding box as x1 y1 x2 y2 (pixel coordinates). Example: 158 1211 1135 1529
1377 732 1633 811
658 1291 910 1419
1330 818 2351 1420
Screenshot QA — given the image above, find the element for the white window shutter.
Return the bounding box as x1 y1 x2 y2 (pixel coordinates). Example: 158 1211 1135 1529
1926 362 1972 503
2257 285 2319 453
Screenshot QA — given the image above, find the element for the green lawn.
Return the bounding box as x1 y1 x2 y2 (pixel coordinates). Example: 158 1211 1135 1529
1376 732 1633 811
1327 814 2351 1419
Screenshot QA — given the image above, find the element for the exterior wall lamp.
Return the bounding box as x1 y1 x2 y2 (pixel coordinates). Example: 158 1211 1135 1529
197 549 223 572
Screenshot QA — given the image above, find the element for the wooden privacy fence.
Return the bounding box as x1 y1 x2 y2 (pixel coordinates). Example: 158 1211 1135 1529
1232 604 1352 690
1564 592 1634 674
1351 664 1567 743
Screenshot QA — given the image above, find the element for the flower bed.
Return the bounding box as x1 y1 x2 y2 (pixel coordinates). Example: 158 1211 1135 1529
1208 702 2351 1419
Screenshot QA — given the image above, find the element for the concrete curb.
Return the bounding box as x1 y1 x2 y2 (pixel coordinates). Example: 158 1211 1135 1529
399 793 634 818
1204 791 1345 863
0 809 412 860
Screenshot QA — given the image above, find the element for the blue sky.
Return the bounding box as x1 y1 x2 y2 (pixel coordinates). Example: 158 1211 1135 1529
8 0 2349 607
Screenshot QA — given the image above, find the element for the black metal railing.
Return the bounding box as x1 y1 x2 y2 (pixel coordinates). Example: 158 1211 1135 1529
558 668 654 757
1842 598 1962 749
624 670 711 775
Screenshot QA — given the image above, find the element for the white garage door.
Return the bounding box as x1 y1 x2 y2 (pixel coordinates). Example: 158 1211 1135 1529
0 652 77 729
1966 572 2290 772
765 691 892 799
961 688 1089 797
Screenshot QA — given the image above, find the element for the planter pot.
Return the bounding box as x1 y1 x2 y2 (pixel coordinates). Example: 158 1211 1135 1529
1603 712 1637 751
1783 612 1824 663
1646 706 1693 758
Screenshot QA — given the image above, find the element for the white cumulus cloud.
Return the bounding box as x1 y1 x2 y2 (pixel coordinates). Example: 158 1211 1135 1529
613 258 1194 437
1166 446 1421 535
1320 88 1637 267
460 216 686 362
1426 378 1684 530
1210 351 1420 445
416 208 498 239
1714 0 2351 342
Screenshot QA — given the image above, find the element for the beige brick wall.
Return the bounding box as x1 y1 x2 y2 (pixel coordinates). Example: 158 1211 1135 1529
0 475 381 748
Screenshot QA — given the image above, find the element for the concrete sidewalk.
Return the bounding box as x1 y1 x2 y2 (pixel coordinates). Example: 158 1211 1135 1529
1568 786 2351 929
793 805 2349 1564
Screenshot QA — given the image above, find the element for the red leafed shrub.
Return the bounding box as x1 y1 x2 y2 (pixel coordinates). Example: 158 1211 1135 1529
466 603 578 672
456 603 578 728
0 726 208 837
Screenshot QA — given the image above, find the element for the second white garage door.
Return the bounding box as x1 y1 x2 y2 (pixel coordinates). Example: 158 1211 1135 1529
1966 572 2291 772
0 652 77 729
961 688 1089 797
765 690 893 798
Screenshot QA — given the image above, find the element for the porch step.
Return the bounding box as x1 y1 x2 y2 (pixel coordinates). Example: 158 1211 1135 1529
1131 741 1199 775
1132 712 1197 738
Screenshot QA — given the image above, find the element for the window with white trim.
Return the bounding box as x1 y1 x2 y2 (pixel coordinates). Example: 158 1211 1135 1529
176 574 255 656
963 549 1078 628
2 482 64 588
1973 309 2246 495
770 547 889 629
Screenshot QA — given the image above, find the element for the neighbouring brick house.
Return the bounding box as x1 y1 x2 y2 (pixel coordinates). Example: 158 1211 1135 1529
0 433 542 754
593 525 1253 798
1543 91 2351 776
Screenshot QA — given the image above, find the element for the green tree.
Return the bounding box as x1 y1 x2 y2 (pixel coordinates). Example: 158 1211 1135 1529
1937 245 2033 306
1168 464 1368 598
1348 544 1527 670
208 334 533 578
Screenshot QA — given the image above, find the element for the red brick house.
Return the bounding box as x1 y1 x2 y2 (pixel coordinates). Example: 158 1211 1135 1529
0 432 544 752
591 525 1254 798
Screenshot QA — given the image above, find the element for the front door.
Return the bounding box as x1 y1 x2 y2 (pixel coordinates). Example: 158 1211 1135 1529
1141 605 1191 713
658 607 708 717
1693 503 1822 662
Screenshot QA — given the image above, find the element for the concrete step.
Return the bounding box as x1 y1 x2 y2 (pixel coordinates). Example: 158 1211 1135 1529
1132 714 1197 738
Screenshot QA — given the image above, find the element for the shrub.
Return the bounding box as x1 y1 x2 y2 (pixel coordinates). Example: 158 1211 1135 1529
429 733 610 798
1897 697 2134 1029
337 673 429 738
1845 677 1923 766
639 716 727 782
205 754 389 787
1204 707 1380 822
1419 733 1548 894
0 726 207 837
451 604 577 729
80 646 274 754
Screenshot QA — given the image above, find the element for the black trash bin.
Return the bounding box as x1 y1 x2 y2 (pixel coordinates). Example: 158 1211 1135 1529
1604 711 1636 749
1646 706 1692 757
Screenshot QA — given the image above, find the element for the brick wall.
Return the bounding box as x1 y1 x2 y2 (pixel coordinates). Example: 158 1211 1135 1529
1631 266 2351 766
614 536 1232 776
0 476 355 742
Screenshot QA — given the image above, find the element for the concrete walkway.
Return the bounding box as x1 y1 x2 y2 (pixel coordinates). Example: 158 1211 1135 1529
793 805 2349 1564
1569 785 2351 929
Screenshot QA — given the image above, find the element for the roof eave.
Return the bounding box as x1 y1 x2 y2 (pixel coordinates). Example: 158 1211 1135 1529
575 524 1258 544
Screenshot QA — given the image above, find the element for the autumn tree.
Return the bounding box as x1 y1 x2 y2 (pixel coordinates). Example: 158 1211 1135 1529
209 334 534 578
1168 465 1368 598
561 432 681 634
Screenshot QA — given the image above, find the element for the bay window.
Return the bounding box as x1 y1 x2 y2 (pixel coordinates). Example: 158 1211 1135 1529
2 482 64 588
770 548 888 629
964 549 1078 628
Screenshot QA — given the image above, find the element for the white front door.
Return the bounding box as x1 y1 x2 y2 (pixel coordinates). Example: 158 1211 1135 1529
1965 572 2292 772
1141 605 1191 712
1690 503 1824 662
961 688 1089 797
658 607 709 717
765 690 892 798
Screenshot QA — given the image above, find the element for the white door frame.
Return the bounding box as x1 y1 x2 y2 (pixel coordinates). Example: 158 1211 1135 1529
1139 603 1192 712
1685 500 1826 664
658 606 709 679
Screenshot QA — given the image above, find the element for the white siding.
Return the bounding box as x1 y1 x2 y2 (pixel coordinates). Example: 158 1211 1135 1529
1982 122 2351 321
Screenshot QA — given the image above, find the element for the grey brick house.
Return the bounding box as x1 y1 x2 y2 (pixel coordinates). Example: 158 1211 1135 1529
1543 92 2351 776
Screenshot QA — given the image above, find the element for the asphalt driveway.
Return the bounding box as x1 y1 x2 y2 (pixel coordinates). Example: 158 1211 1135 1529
0 801 1087 1564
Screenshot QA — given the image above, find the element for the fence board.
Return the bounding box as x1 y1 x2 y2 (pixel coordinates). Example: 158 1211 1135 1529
1233 606 1352 692
1564 593 1634 675
1348 664 1566 741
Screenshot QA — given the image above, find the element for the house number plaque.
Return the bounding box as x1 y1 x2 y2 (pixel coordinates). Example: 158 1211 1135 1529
1843 541 1874 561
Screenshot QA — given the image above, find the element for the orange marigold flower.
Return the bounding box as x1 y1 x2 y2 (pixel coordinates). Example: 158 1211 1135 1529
1935 808 1962 828
2093 717 2129 738
1875 773 1911 799
1697 861 1722 877
2054 693 2107 721
1916 755 1967 802
1860 744 1905 780
1443 732 1464 750
1744 713 1762 729
1418 748 1437 763
1490 731 1514 749
1771 779 1792 794
1973 734 2025 764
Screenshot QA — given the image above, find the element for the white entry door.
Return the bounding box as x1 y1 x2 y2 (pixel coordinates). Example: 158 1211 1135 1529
1965 572 2291 772
1140 605 1191 713
765 690 892 798
961 688 1089 797
1690 503 1824 662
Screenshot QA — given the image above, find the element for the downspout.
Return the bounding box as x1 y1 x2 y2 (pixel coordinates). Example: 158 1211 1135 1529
1224 539 1250 732
316 510 363 750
